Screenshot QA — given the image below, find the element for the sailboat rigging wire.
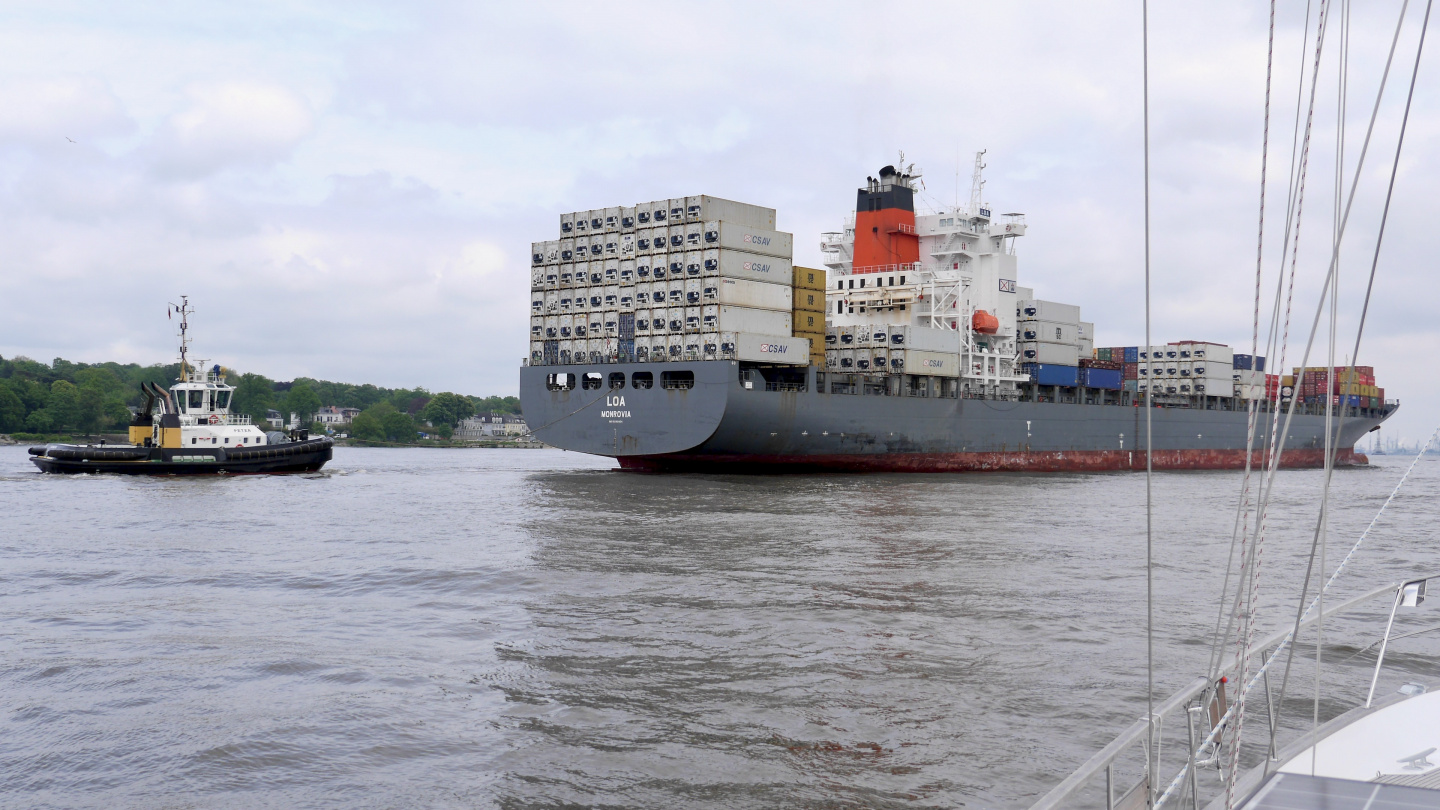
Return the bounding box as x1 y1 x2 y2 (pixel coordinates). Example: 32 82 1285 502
1209 0 1323 695
1265 0 1424 766
1208 0 1282 687
1226 5 1335 805
1141 1 1156 803
1153 428 1439 810
1315 0 1350 765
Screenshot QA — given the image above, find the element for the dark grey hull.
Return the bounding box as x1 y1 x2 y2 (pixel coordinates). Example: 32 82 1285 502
29 438 334 475
519 362 1392 472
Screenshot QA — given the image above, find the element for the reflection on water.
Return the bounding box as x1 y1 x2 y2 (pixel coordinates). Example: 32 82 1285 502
1 447 1436 808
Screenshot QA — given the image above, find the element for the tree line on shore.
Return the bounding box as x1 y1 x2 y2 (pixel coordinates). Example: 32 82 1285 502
0 355 520 441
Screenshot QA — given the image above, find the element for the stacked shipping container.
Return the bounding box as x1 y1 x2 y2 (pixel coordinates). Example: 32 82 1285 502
793 267 828 367
531 195 814 365
824 323 962 375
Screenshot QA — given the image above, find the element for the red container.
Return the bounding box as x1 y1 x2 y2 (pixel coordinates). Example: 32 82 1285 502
1123 363 1139 380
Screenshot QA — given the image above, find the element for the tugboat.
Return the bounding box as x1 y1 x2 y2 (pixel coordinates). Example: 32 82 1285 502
29 297 333 475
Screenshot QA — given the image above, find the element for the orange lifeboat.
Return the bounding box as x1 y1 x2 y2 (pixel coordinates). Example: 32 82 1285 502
971 310 1000 334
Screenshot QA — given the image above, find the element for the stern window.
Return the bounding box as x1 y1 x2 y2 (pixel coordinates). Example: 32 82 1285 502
661 370 695 390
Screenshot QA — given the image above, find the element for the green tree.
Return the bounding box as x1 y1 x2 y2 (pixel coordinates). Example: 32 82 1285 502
25 408 55 433
352 402 416 443
0 384 24 432
420 391 472 428
474 395 522 415
434 422 453 439
104 399 132 428
381 410 416 442
76 386 106 435
232 373 276 423
350 411 384 442
47 381 80 431
282 381 321 426
75 367 124 397
12 378 47 412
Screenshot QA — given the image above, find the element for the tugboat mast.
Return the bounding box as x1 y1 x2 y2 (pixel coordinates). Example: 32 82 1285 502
170 295 193 377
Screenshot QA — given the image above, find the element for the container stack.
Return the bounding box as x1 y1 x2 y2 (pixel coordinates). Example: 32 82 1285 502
1171 341 1234 396
1284 366 1384 408
1095 346 1142 393
1015 298 1083 366
824 323 962 376
1077 358 1123 390
792 267 827 368
530 195 812 366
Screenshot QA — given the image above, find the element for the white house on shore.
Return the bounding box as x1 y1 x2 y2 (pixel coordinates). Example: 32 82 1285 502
454 413 527 440
314 406 360 426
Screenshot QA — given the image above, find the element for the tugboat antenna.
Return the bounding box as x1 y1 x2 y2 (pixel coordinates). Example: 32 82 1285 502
169 295 193 378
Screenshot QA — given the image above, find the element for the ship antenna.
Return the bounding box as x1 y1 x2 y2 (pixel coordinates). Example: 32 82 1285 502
969 150 987 215
170 295 193 380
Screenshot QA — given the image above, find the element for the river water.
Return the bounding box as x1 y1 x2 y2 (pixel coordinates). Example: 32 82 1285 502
2 446 1438 809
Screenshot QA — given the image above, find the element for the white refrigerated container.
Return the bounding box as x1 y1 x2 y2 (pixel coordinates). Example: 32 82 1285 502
701 220 794 259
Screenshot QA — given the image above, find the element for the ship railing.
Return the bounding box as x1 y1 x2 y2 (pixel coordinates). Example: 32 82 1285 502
849 262 924 275
763 381 806 393
1026 580 1415 810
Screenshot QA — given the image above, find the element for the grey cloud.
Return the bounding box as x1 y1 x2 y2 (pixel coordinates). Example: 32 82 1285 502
1 0 1437 441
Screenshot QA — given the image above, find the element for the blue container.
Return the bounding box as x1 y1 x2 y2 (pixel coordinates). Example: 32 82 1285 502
1080 367 1123 389
618 339 635 363
1123 346 1139 363
1023 363 1079 387
1233 354 1268 371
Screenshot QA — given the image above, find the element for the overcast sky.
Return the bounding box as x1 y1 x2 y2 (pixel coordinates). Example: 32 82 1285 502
2 1 1436 443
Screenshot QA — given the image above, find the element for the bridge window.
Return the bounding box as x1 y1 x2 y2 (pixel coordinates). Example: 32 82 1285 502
661 370 695 390
631 371 653 389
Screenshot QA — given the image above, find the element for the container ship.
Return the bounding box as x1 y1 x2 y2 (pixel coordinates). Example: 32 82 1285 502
518 159 1395 472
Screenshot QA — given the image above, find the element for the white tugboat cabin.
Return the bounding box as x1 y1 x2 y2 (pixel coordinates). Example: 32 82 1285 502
168 362 269 449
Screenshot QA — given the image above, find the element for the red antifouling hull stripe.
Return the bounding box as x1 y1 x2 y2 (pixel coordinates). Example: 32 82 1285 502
617 448 1368 473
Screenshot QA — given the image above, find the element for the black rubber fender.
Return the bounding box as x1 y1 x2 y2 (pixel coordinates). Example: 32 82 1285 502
43 444 152 462
227 436 333 461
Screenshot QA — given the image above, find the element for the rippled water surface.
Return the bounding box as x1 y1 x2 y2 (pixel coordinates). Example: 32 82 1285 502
2 446 1438 809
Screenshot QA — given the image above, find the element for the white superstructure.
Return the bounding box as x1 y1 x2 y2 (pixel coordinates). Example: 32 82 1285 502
819 154 1042 396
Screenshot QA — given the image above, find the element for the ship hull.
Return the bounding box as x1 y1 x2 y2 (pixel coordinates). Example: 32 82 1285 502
29 438 334 475
520 362 1392 473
